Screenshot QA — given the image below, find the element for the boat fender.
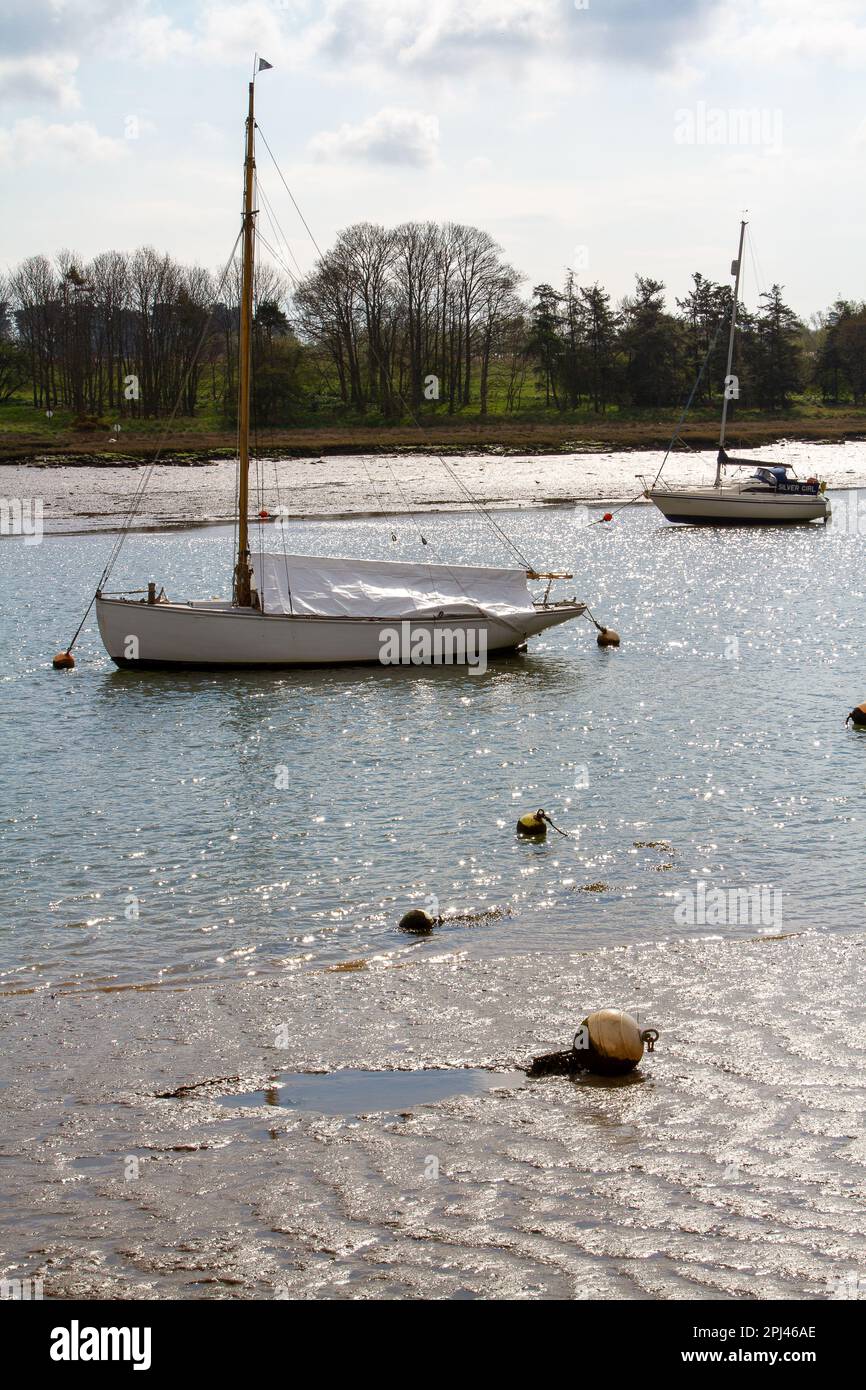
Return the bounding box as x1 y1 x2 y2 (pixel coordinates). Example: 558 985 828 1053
597 626 620 647
398 909 437 934
845 703 866 727
52 651 75 670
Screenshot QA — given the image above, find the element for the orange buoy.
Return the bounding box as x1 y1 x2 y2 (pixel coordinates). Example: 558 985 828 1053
846 703 866 727
596 627 620 647
259 508 270 520
601 512 613 522
52 651 75 669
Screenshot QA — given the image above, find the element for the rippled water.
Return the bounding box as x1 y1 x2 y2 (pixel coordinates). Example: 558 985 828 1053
3 493 866 994
4 485 866 1303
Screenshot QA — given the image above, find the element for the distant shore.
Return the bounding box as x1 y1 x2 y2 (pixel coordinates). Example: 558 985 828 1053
3 437 864 535
5 413 866 466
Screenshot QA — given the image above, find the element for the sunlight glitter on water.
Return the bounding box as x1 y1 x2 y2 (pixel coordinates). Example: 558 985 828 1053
2 491 866 988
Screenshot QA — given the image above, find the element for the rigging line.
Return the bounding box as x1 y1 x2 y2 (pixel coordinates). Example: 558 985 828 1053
61 227 244 655
253 170 296 286
257 214 298 286
257 202 301 290
377 454 437 554
364 456 533 639
650 314 727 489
245 193 303 612
356 454 404 536
256 124 326 260
426 452 535 569
256 123 536 572
257 179 305 282
250 313 267 591
595 488 647 521
95 226 244 594
745 225 764 302
256 229 300 292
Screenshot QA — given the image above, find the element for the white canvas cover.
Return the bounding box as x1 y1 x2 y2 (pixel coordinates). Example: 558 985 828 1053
252 553 536 620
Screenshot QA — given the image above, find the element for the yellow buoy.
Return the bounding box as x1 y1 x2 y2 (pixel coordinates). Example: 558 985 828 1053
846 703 866 727
516 809 547 839
398 909 436 934
596 627 620 647
52 651 75 670
578 1009 646 1075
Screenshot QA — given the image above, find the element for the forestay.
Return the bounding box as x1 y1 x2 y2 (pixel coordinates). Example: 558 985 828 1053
251 553 538 620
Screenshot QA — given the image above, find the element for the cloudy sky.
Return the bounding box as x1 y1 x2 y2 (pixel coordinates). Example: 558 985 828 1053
1 0 864 315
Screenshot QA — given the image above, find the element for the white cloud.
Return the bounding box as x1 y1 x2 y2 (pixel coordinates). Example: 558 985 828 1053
310 107 440 166
121 13 197 64
712 0 866 68
0 54 80 108
0 0 120 55
310 0 716 74
118 1 301 69
17 0 720 79
0 117 125 169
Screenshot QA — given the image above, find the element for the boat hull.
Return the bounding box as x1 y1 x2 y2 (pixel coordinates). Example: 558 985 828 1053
95 597 586 669
646 488 828 524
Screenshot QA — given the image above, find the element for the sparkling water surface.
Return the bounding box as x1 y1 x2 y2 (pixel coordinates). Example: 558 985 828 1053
2 497 865 991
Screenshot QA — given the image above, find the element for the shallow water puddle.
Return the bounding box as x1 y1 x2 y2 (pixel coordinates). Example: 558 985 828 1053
215 1068 526 1115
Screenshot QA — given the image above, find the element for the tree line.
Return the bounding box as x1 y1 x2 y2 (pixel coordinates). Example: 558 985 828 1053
1 223 865 424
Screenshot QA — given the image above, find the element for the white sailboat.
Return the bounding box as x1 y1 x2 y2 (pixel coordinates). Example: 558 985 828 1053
89 69 591 670
645 221 829 526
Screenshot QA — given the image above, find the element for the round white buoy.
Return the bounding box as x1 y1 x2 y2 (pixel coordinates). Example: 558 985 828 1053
580 1008 645 1075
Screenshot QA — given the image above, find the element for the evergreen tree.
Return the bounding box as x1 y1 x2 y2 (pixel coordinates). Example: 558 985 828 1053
525 284 563 407
676 272 731 403
578 283 619 413
619 276 684 408
740 285 803 411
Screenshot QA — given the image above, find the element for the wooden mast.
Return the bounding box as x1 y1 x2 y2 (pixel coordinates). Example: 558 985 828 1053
716 217 747 485
234 78 257 607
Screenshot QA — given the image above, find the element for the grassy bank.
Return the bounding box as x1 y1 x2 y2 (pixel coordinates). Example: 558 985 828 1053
3 400 866 464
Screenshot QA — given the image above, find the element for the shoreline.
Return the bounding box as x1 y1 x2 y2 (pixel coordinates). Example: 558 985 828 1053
5 415 866 467
4 441 865 534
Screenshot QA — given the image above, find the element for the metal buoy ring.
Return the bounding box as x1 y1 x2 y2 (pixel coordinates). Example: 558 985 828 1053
640 1028 660 1053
